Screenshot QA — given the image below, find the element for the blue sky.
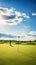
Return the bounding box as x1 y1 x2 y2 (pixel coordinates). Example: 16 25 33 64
0 0 36 40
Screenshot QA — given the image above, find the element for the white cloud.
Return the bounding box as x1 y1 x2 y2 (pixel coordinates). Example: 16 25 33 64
32 13 36 16
0 30 36 41
28 31 36 35
15 11 22 16
22 13 30 18
0 7 15 16
0 7 30 25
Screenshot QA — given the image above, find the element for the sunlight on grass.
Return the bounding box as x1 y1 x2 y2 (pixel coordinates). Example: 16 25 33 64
0 44 36 65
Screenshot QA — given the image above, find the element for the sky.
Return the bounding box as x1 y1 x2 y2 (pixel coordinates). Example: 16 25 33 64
0 0 36 41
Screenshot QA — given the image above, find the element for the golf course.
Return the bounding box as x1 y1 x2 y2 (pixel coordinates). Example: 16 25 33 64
0 42 36 65
0 0 36 65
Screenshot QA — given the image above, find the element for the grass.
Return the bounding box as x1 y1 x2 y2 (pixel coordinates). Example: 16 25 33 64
0 43 36 65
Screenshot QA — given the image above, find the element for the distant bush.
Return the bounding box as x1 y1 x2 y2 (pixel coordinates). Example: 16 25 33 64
27 42 36 45
0 40 36 45
34 40 36 42
16 41 22 44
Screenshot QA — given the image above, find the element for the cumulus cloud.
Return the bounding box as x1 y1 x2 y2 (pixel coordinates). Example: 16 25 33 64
0 7 30 25
19 31 36 41
32 13 36 16
0 30 36 41
28 31 36 39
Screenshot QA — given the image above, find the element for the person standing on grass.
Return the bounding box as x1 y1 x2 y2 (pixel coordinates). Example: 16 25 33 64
10 40 12 46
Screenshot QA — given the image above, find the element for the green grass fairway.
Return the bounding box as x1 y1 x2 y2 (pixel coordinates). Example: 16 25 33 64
0 44 36 65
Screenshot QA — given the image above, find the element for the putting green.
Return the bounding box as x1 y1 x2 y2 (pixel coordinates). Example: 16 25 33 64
0 44 36 65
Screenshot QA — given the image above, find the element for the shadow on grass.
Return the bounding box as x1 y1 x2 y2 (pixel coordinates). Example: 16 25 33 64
0 57 36 65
